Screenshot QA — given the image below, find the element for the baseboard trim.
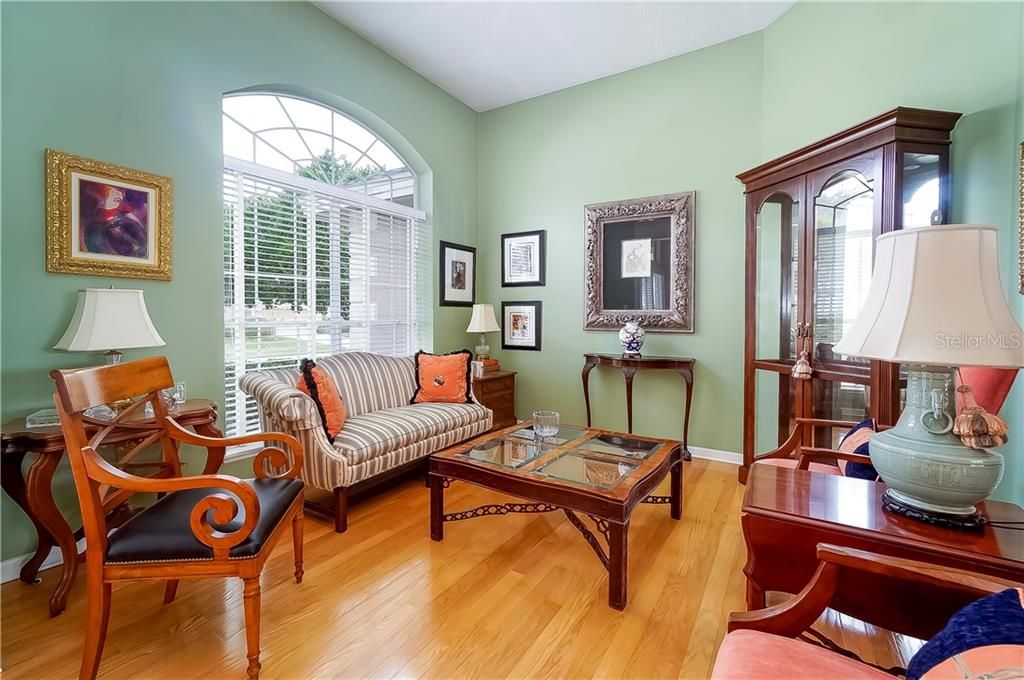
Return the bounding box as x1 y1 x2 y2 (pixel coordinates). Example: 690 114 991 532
688 446 741 466
1 539 86 585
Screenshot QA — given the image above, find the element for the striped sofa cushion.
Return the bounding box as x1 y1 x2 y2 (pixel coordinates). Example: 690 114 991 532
334 402 491 465
317 352 417 418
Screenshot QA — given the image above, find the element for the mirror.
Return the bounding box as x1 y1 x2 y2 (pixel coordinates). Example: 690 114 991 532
584 192 695 331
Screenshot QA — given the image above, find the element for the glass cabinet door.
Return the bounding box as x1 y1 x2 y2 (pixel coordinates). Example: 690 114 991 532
901 151 943 228
755 192 801 362
811 170 876 368
752 370 797 458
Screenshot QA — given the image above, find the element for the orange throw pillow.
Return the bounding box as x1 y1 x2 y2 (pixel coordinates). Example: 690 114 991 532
297 359 346 440
411 350 472 404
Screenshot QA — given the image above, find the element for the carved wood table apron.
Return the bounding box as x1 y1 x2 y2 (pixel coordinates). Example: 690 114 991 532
581 353 694 461
429 422 683 610
742 463 1024 634
0 399 222 616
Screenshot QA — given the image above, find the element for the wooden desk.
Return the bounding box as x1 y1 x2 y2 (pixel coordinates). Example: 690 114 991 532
581 353 694 460
742 463 1024 637
0 399 221 616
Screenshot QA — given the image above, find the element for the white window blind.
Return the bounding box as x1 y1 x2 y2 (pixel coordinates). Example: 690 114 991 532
223 157 431 437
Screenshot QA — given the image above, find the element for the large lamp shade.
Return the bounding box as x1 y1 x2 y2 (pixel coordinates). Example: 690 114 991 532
55 288 165 353
833 224 1024 368
466 304 500 334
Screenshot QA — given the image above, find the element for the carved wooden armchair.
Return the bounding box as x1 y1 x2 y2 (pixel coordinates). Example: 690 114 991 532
713 543 1018 678
50 357 305 680
753 417 880 475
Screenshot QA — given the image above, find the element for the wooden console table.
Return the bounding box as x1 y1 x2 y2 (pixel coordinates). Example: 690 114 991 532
0 399 222 616
742 463 1024 637
581 353 694 461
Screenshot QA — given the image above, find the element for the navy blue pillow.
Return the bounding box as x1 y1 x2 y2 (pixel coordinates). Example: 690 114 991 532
838 418 879 481
907 587 1024 679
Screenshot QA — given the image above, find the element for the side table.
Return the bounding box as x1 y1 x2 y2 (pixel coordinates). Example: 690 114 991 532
581 353 694 460
0 398 222 616
742 463 1024 639
471 371 517 430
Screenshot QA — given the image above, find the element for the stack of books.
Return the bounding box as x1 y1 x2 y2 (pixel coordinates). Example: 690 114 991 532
470 358 501 378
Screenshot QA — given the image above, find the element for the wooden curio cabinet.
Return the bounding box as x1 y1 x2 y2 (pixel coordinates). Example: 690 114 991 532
737 107 962 481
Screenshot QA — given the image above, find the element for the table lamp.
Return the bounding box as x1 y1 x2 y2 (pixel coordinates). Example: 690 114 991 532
466 303 500 359
55 288 165 364
833 224 1024 528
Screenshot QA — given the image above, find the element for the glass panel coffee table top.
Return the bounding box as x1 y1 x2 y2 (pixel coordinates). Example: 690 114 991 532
535 452 638 490
574 433 662 460
459 437 546 468
507 425 588 445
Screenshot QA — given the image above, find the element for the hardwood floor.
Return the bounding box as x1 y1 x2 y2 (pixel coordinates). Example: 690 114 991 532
0 459 899 679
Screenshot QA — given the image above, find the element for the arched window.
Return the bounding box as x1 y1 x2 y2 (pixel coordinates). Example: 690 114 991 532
222 93 430 439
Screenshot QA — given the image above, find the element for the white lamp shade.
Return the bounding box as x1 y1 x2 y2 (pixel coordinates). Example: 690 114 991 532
833 225 1024 368
466 303 501 334
55 288 165 352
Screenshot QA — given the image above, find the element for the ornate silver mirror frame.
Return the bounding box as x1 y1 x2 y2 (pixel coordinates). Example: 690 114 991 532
583 191 695 332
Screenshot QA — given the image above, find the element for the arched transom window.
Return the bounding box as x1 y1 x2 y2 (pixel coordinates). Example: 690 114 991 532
223 93 414 205
221 93 429 441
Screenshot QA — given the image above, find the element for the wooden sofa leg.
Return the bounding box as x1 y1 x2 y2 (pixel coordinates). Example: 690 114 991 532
334 487 349 533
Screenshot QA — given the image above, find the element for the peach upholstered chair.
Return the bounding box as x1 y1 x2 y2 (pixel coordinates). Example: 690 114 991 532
711 544 1019 679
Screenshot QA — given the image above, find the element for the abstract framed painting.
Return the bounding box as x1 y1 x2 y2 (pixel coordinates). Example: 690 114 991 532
45 149 173 280
501 229 546 287
439 240 476 307
501 300 542 351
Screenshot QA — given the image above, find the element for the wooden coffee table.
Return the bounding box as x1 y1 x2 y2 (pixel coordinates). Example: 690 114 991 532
429 422 683 609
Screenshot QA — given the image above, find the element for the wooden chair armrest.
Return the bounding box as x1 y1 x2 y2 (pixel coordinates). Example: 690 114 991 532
82 448 259 556
164 418 304 480
754 427 803 462
794 417 860 429
727 544 1018 637
796 447 872 470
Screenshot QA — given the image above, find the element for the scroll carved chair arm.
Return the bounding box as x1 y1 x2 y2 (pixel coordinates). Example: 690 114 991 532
81 446 260 554
163 418 304 480
727 544 1017 637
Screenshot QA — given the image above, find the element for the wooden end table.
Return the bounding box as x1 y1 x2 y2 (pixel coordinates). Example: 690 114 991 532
471 370 517 430
742 463 1024 638
0 399 222 616
581 353 694 461
429 422 683 610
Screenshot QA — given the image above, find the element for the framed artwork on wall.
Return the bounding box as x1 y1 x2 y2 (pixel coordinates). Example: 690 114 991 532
439 240 476 307
501 229 546 287
45 149 173 280
502 300 542 351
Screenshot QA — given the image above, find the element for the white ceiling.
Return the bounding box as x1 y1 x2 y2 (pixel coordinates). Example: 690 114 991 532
316 2 793 112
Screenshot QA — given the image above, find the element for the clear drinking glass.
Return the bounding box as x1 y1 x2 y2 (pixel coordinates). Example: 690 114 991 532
533 410 560 445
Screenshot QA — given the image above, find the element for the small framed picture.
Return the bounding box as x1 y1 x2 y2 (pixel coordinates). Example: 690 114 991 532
439 240 476 307
502 300 542 351
621 238 652 278
501 229 546 287
45 149 173 280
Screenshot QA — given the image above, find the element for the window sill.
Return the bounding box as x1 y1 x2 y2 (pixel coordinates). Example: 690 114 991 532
225 443 262 464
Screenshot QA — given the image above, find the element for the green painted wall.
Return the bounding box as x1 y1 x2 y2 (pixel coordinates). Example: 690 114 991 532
478 2 1024 487
0 1 478 560
761 1 1024 501
2 1 1023 563
478 33 763 452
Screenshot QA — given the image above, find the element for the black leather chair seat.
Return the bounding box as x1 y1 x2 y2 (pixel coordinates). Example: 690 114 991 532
106 478 304 563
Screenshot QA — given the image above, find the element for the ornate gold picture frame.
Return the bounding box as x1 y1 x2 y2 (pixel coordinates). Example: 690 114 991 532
46 149 173 280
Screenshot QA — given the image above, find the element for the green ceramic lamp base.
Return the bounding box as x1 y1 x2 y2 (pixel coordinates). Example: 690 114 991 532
870 364 1004 521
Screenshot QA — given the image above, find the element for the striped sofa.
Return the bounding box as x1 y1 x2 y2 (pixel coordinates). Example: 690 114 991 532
239 352 492 532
